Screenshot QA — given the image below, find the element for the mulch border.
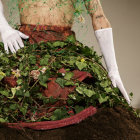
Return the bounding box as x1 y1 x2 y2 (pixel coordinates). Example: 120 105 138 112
6 106 97 130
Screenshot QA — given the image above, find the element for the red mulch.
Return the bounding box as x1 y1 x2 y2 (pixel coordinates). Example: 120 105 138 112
7 106 97 130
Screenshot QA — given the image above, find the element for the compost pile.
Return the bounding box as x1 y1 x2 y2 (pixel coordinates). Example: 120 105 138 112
0 35 139 139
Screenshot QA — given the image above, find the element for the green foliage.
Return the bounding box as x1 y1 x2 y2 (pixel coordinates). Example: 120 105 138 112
50 108 68 120
74 105 85 114
0 71 6 81
0 118 6 123
29 55 36 64
75 61 87 70
98 93 109 104
0 38 136 123
55 78 66 88
76 86 96 97
64 72 74 80
64 34 76 43
40 54 51 66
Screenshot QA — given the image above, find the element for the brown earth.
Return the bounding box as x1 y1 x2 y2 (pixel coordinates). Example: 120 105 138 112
0 105 140 140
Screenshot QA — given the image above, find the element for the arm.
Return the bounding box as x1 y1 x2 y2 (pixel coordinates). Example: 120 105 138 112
0 0 29 54
84 0 118 72
84 0 131 105
84 0 111 30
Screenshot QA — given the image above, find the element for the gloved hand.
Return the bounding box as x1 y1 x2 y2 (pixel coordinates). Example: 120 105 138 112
94 28 131 105
1 26 29 54
0 0 29 54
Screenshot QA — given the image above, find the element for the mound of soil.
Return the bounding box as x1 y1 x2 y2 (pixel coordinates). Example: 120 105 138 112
0 105 140 140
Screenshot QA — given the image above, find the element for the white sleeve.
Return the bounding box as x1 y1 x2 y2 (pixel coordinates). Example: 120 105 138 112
94 28 118 72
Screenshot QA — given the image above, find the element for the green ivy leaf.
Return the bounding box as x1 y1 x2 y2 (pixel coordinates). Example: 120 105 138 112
0 90 9 97
104 87 113 93
64 72 74 80
48 96 58 104
0 118 6 123
100 80 111 88
38 73 49 83
24 91 30 97
52 108 68 120
43 98 50 104
67 56 77 65
55 78 66 88
74 105 84 114
1 57 9 63
21 71 28 77
3 108 9 112
0 71 6 81
15 89 23 96
39 81 47 88
99 93 109 104
76 86 84 95
29 55 36 64
9 104 18 110
19 104 28 115
64 80 74 86
8 88 16 99
80 46 94 57
50 115 57 121
40 55 51 66
64 34 76 43
17 79 23 85
52 41 66 47
91 64 102 80
52 109 62 120
20 107 27 116
19 63 24 70
84 88 96 97
75 61 87 70
67 99 74 105
68 94 76 100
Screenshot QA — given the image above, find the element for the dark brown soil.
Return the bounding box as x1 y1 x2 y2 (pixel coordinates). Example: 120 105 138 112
0 105 140 140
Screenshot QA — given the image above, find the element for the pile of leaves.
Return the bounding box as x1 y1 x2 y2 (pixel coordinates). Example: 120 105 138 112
0 35 138 123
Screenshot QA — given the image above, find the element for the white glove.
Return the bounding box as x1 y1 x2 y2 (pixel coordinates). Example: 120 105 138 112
0 0 29 54
94 28 131 105
1 27 29 54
